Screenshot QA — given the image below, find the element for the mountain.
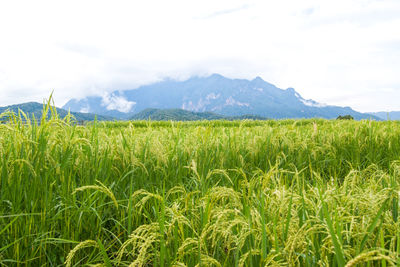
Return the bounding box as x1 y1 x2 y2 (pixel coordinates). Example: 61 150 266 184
63 74 379 120
130 108 268 121
370 111 400 120
0 102 114 121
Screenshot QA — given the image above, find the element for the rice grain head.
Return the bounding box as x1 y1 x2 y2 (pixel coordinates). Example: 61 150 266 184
65 240 98 267
73 180 119 208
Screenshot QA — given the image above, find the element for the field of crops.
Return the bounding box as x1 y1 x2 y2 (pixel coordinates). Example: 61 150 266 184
1 109 400 266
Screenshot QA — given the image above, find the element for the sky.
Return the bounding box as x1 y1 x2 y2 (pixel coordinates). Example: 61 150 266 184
0 0 399 112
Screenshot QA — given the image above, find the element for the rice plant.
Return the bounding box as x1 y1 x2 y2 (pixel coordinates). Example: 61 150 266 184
1 106 400 266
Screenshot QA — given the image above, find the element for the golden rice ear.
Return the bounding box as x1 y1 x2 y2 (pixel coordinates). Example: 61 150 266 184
117 223 161 266
65 240 98 267
194 254 222 267
131 189 163 212
73 180 119 208
177 238 199 258
238 249 261 267
206 186 242 209
171 262 188 267
166 186 186 201
345 250 396 267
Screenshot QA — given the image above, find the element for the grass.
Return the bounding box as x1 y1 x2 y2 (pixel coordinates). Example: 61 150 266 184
0 105 400 266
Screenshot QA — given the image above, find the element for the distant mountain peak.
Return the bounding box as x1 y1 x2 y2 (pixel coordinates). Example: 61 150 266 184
208 73 225 80
63 74 379 120
252 76 264 82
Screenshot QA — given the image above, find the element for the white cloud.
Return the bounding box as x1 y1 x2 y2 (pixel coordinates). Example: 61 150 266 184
295 91 327 107
101 93 136 113
0 0 399 112
80 106 90 113
300 99 327 108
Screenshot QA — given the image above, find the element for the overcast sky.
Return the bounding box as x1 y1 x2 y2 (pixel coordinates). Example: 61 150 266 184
0 0 399 112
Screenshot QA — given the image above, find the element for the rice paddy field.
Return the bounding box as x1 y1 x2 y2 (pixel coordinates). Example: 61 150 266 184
1 109 400 266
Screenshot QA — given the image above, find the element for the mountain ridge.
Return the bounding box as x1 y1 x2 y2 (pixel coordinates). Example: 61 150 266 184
370 111 400 120
0 102 114 121
63 74 379 120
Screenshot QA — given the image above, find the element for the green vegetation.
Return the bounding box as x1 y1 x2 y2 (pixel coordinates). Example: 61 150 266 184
1 104 400 266
337 115 354 120
130 108 267 121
